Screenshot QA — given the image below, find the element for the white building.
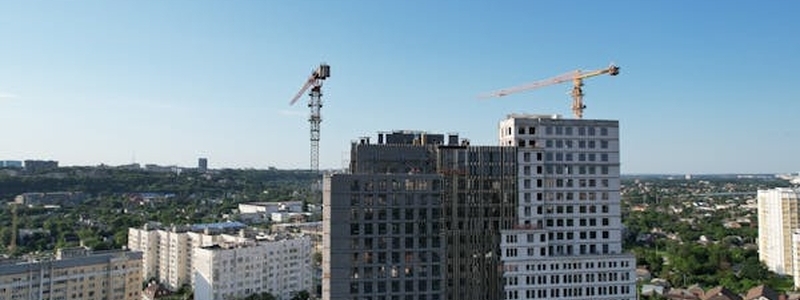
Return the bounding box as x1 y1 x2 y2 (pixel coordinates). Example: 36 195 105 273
128 222 247 290
497 114 636 300
239 202 304 215
194 235 313 300
128 222 245 291
128 221 313 299
757 188 800 276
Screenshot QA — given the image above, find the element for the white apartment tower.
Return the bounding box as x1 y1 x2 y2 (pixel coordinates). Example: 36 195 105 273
498 114 636 300
757 188 800 275
193 236 313 300
128 223 236 290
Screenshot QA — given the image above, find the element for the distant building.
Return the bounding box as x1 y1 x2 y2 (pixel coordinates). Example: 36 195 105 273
14 191 87 207
198 157 208 172
238 202 305 223
144 164 182 173
757 188 799 275
24 159 58 173
239 201 304 215
0 160 22 168
0 249 142 300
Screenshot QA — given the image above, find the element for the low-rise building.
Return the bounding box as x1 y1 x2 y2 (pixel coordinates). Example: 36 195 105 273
14 191 87 207
23 160 58 173
239 202 304 215
0 160 22 168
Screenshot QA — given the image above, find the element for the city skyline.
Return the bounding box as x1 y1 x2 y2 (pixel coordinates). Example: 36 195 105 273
1 1 799 174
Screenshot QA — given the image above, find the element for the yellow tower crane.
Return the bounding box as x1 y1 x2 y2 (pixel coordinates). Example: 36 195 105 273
481 64 620 119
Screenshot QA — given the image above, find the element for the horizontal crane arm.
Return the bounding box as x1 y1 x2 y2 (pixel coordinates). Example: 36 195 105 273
289 78 314 105
480 64 619 98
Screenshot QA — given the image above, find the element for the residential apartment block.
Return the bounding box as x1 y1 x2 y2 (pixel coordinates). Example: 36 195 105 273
128 222 247 290
323 114 635 300
0 249 142 300
128 222 313 299
757 188 800 277
194 234 313 300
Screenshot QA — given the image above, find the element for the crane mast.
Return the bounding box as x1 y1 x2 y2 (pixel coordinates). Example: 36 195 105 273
483 64 619 119
290 64 330 174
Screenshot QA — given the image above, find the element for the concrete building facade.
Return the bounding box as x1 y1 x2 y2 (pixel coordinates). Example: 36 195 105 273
23 160 58 173
198 158 208 172
757 188 800 275
323 115 635 300
128 222 313 299
194 235 313 300
324 132 454 300
128 222 248 290
498 114 635 300
0 160 23 168
0 249 142 300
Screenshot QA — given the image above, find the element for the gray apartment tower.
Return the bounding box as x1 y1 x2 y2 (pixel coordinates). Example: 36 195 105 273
323 115 635 300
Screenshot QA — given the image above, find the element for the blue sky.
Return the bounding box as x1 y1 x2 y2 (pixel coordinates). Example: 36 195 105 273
1 1 798 174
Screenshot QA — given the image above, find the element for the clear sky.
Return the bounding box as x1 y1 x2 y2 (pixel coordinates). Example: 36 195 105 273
1 1 798 174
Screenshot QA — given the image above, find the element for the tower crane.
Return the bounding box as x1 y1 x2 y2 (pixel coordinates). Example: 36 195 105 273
481 64 619 119
290 63 330 174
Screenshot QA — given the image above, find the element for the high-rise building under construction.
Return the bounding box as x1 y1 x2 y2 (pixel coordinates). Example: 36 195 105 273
323 114 635 300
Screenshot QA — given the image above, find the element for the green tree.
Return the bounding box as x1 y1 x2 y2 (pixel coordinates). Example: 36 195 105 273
291 290 310 300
